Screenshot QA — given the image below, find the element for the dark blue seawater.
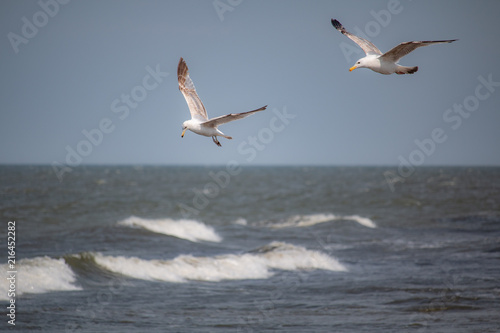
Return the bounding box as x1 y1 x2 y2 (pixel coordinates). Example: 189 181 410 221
1 165 499 332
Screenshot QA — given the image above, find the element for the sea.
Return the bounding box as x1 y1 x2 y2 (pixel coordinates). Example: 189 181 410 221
0 165 499 332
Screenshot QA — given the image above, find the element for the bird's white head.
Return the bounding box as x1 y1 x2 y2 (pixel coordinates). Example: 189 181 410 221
351 55 382 72
350 57 370 72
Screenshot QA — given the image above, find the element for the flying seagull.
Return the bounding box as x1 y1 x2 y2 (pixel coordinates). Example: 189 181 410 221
177 57 267 146
331 19 457 75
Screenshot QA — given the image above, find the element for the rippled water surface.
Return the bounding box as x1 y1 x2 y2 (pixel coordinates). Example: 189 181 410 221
1 166 499 332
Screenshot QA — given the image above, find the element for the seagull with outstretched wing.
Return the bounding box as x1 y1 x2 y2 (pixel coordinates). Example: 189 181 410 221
177 57 267 146
331 19 457 75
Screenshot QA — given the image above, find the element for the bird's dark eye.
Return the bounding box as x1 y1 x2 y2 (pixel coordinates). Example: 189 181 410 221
357 61 360 64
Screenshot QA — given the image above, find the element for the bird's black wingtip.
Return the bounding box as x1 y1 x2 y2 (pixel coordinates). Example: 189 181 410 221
331 19 342 30
434 39 458 44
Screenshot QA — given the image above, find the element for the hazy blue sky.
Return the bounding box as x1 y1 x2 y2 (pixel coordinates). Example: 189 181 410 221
1 0 499 167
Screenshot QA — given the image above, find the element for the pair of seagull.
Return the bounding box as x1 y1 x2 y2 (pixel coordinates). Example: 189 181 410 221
179 19 456 146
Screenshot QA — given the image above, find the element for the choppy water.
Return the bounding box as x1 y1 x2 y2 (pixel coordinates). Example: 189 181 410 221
1 165 499 332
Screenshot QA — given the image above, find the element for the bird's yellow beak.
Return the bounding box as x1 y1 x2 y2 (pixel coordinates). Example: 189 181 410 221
181 128 187 138
349 65 357 72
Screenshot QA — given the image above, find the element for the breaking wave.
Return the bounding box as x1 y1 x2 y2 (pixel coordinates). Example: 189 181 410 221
0 256 81 300
92 241 346 283
269 213 376 229
118 216 222 243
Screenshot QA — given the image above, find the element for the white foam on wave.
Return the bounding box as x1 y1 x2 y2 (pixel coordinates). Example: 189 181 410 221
270 213 376 229
343 215 377 228
233 217 248 226
92 241 346 283
0 256 81 300
118 216 222 243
